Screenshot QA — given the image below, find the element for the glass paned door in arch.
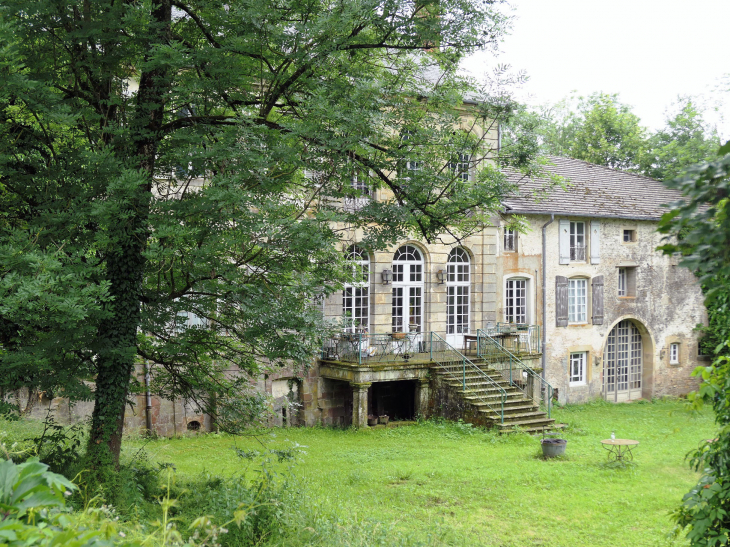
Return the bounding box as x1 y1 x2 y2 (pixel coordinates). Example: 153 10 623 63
446 248 470 348
391 245 423 333
603 320 643 401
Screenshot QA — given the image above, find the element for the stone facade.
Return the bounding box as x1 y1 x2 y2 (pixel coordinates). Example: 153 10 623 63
11 155 706 432
498 157 708 404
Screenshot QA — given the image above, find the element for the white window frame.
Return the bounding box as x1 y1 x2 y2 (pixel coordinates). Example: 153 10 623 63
503 228 517 252
568 278 587 323
392 245 424 333
670 343 680 364
569 352 587 386
570 221 586 262
343 245 370 333
401 131 421 174
449 153 471 182
505 277 528 324
446 248 470 335
618 268 627 297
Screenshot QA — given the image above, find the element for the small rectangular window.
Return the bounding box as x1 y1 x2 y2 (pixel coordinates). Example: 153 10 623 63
670 343 680 364
623 229 637 242
569 352 587 385
617 267 637 297
504 229 517 252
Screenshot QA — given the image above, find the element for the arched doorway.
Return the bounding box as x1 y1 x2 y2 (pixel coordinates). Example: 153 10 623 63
392 245 424 333
603 319 643 401
446 247 470 348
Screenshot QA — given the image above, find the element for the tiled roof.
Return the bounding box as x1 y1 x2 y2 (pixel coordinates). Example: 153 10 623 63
501 156 683 220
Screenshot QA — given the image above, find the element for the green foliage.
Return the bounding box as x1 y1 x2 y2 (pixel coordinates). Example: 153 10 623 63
31 415 87 477
657 144 730 301
0 0 540 469
505 93 720 182
644 96 722 181
658 141 730 545
514 92 650 171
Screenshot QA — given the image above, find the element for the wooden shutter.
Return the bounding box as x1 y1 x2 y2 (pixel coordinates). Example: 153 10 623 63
559 220 570 264
590 220 601 264
592 275 604 325
556 276 568 327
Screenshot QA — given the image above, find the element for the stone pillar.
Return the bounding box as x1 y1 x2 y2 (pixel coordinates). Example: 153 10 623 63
351 382 371 427
415 378 430 418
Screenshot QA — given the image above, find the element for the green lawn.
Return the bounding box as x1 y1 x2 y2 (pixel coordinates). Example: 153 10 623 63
123 399 714 547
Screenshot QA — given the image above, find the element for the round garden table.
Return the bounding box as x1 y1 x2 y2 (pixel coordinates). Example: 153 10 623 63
600 439 639 462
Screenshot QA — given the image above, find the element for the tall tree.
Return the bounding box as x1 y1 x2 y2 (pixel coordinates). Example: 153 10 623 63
0 0 533 474
539 92 649 171
642 96 721 181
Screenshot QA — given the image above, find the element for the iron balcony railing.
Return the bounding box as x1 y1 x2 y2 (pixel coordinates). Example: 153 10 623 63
476 329 553 418
485 323 541 355
321 331 429 364
570 245 586 261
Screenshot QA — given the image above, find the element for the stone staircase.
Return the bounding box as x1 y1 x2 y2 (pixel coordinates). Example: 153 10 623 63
432 359 555 434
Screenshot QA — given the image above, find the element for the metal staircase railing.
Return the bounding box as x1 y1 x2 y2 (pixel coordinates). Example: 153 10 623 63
429 332 506 424
476 329 554 419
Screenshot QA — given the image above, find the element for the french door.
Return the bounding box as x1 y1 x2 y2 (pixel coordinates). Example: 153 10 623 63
446 248 470 348
392 286 423 333
604 320 643 401
392 245 424 333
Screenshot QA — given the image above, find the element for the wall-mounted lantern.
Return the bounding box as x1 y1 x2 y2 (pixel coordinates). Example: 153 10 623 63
381 269 393 285
435 269 446 285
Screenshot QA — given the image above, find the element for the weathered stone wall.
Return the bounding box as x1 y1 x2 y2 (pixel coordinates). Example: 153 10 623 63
428 376 490 427
498 214 706 403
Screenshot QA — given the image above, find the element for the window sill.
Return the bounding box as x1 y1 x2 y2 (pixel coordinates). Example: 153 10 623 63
569 382 587 387
568 322 591 328
669 361 681 366
617 296 636 300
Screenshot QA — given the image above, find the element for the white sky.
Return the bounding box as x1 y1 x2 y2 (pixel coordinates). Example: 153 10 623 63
464 0 730 137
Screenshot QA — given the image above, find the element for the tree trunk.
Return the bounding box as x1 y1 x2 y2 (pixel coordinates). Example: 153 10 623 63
87 0 172 471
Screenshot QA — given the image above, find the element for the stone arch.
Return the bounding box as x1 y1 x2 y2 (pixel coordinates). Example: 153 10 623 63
601 315 656 401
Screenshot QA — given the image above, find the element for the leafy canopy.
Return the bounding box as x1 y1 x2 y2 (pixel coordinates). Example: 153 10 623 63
0 0 537 463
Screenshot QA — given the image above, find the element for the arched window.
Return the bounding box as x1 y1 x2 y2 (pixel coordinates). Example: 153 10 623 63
446 248 470 343
392 245 424 332
343 245 370 332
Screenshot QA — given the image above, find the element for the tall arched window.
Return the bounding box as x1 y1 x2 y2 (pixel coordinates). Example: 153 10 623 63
343 245 369 332
392 245 424 332
446 248 470 346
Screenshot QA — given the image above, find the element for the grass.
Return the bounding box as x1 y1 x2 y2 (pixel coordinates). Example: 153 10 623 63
115 398 717 547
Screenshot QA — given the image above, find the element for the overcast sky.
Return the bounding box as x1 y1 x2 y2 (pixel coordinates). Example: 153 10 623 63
464 0 729 137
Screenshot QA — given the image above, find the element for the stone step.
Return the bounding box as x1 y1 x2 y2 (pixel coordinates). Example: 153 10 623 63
496 417 556 429
475 404 539 416
481 409 549 421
